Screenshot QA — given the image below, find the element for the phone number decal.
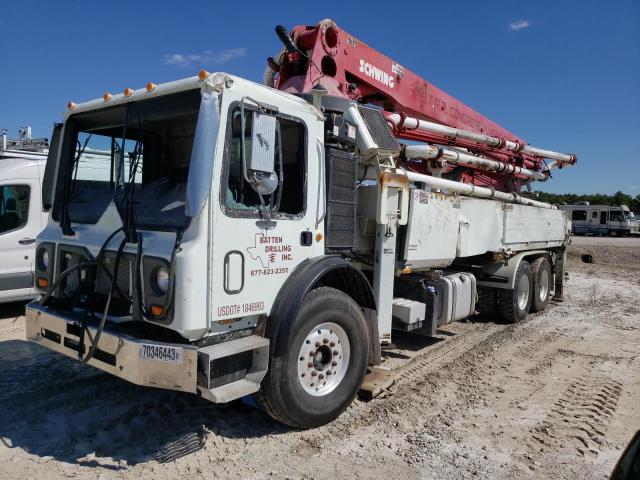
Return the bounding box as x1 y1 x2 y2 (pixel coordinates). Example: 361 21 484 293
250 267 289 277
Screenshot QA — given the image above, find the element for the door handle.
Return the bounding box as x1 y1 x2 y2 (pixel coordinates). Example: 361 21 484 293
19 238 36 245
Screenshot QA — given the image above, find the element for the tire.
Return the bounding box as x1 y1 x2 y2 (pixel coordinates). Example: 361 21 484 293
530 257 551 313
476 287 499 319
497 260 533 323
256 287 369 428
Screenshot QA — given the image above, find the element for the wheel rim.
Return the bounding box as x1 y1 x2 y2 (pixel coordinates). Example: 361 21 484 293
538 269 549 302
297 322 350 397
517 275 530 311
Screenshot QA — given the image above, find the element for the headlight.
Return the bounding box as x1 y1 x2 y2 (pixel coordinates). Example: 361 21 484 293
154 266 170 294
37 248 50 270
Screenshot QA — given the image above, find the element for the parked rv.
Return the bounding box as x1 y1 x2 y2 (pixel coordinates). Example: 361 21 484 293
559 203 639 236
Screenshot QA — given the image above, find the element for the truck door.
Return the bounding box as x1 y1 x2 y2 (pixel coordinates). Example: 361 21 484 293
0 179 39 302
209 92 324 324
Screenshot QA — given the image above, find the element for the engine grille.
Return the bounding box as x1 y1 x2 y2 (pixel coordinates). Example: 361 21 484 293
96 252 133 298
54 245 134 316
56 245 91 299
325 148 357 251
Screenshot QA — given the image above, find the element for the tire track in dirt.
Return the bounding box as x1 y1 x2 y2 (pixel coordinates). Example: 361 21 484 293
529 374 623 456
395 323 507 382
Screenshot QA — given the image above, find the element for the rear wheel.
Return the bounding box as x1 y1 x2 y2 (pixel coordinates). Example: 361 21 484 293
257 287 368 428
476 287 499 319
530 257 551 313
497 260 532 323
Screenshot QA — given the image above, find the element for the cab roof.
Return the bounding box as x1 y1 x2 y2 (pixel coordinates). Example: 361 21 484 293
63 72 319 119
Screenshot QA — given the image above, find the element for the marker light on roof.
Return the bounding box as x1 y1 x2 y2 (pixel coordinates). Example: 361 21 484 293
123 87 133 97
103 92 112 102
67 101 76 110
198 69 209 81
146 82 156 92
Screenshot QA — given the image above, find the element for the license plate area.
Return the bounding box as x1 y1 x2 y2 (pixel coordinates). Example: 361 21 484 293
139 343 183 364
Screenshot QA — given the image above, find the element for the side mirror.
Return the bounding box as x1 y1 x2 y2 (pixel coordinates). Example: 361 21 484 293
42 123 62 211
249 111 276 174
248 111 278 196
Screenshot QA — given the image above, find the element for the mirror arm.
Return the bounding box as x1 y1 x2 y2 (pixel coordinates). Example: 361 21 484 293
240 98 254 186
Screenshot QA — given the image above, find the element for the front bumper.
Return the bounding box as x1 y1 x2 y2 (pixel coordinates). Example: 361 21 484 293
25 303 198 393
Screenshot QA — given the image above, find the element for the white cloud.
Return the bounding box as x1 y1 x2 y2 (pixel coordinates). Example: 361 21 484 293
163 47 247 67
629 185 640 190
508 19 531 32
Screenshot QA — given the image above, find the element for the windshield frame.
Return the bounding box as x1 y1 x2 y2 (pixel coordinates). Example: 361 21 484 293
52 88 206 232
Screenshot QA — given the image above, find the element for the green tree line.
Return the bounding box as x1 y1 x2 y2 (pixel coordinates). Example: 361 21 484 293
531 191 640 211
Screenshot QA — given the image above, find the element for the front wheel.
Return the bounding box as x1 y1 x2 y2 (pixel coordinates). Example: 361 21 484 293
497 260 533 323
257 287 369 428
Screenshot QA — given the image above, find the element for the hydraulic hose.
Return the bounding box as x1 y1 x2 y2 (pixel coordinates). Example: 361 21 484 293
82 237 127 363
38 227 129 363
275 25 303 55
38 227 127 306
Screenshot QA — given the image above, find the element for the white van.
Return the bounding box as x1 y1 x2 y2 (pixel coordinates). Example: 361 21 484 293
0 128 50 303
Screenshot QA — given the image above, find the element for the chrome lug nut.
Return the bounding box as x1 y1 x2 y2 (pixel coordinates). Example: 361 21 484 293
330 341 335 347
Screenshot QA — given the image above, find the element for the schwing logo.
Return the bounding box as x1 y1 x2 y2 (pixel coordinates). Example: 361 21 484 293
359 59 395 88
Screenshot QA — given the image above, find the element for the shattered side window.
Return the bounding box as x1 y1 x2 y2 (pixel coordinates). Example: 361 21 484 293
223 106 306 217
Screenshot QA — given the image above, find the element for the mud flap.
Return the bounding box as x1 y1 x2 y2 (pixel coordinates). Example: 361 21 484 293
552 248 566 302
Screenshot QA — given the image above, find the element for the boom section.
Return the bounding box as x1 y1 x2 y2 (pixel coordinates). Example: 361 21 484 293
270 19 576 190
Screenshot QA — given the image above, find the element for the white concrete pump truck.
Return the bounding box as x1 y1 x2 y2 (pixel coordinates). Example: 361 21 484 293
25 20 576 428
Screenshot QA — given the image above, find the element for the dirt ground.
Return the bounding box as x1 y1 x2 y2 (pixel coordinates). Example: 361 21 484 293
1 236 638 479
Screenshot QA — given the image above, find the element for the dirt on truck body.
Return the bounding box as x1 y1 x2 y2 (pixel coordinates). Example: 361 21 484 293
0 235 638 479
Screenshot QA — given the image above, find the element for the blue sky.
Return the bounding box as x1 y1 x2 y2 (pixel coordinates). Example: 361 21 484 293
1 0 638 195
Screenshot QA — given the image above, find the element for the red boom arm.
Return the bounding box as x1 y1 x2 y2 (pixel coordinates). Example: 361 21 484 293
270 20 550 191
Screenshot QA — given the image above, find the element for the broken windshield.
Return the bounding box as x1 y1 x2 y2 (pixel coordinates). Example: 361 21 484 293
53 89 201 231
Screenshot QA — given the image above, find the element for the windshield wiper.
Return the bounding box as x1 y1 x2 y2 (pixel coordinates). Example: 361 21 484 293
113 103 139 243
121 139 142 242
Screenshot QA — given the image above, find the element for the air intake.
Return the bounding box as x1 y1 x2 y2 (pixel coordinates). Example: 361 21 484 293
357 105 400 155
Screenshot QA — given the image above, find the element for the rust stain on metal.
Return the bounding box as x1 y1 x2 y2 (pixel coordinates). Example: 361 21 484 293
379 171 409 189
